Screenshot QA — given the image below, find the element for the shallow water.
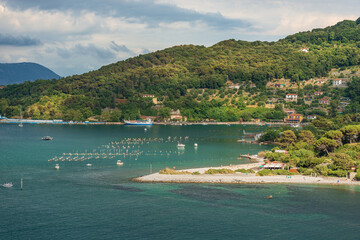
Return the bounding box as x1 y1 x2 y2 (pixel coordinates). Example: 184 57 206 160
1 124 360 239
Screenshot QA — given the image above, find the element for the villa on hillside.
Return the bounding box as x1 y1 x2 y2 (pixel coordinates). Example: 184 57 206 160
142 94 157 104
314 91 323 96
284 109 296 115
227 83 241 89
332 79 348 87
284 113 303 123
318 99 330 105
285 94 298 102
333 79 342 86
170 109 187 121
307 115 317 120
300 48 309 53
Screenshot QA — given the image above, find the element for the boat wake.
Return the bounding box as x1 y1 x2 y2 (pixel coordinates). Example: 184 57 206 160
2 182 13 188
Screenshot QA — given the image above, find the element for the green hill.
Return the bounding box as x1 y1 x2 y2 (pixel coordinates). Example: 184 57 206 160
1 18 360 121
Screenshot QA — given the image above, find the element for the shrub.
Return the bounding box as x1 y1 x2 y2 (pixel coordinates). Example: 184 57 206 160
192 171 201 175
256 169 296 176
355 171 360 181
328 170 348 178
300 168 314 175
235 168 255 173
159 168 191 175
313 164 330 176
205 168 235 174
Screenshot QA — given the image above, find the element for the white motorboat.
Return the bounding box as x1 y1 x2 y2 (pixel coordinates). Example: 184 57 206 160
86 163 92 167
117 160 124 166
55 164 60 170
194 143 198 147
2 182 13 188
177 143 185 148
42 136 53 140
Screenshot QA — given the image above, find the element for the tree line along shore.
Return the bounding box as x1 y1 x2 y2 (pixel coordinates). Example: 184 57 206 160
135 115 360 185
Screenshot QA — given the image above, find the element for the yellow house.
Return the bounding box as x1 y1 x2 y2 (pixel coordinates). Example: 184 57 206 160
284 113 303 123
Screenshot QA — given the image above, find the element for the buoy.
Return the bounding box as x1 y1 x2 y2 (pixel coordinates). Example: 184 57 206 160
265 195 273 199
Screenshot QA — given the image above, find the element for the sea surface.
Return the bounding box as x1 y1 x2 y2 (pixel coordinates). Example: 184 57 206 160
1 124 360 240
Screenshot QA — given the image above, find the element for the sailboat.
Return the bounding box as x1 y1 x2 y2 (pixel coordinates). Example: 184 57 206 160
19 106 23 127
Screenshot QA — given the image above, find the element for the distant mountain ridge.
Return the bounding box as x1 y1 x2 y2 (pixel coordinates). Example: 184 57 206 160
0 62 60 85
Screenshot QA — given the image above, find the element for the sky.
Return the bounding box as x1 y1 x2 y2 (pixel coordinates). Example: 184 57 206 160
0 0 359 77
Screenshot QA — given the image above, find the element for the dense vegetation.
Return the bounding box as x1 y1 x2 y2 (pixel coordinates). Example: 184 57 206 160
260 116 360 178
1 18 360 121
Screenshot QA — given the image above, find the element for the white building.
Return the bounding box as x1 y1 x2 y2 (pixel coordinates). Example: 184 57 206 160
333 79 342 86
285 94 298 102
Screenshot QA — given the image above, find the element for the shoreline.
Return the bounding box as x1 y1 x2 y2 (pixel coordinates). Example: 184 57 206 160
133 161 360 186
0 120 307 126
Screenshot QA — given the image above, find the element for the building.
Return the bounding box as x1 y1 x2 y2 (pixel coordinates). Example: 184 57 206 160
284 113 303 123
314 91 323 96
0 85 5 89
274 150 288 154
285 94 298 102
307 115 317 120
318 99 330 105
115 98 128 104
142 94 157 104
170 109 187 121
333 79 342 86
263 162 285 170
284 109 296 115
228 83 240 89
300 48 309 53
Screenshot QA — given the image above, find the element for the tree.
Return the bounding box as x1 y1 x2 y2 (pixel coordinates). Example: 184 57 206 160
312 116 334 131
340 125 360 143
298 130 315 145
278 130 297 148
324 130 343 146
329 153 352 170
329 100 340 117
314 137 338 155
158 107 171 119
110 109 122 122
259 128 280 142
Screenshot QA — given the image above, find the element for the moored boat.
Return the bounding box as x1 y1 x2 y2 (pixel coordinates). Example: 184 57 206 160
117 160 124 166
177 143 185 148
124 119 153 126
42 136 53 140
2 182 13 188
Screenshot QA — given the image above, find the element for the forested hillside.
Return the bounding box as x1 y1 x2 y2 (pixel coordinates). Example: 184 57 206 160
1 18 360 121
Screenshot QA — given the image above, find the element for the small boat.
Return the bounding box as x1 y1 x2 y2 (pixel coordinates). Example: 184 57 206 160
86 163 92 167
124 119 153 126
177 143 185 148
117 160 124 166
265 195 273 199
55 164 60 170
194 143 198 147
2 182 13 188
42 136 53 140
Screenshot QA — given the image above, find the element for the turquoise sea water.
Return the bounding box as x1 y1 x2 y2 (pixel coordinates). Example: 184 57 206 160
1 124 360 240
